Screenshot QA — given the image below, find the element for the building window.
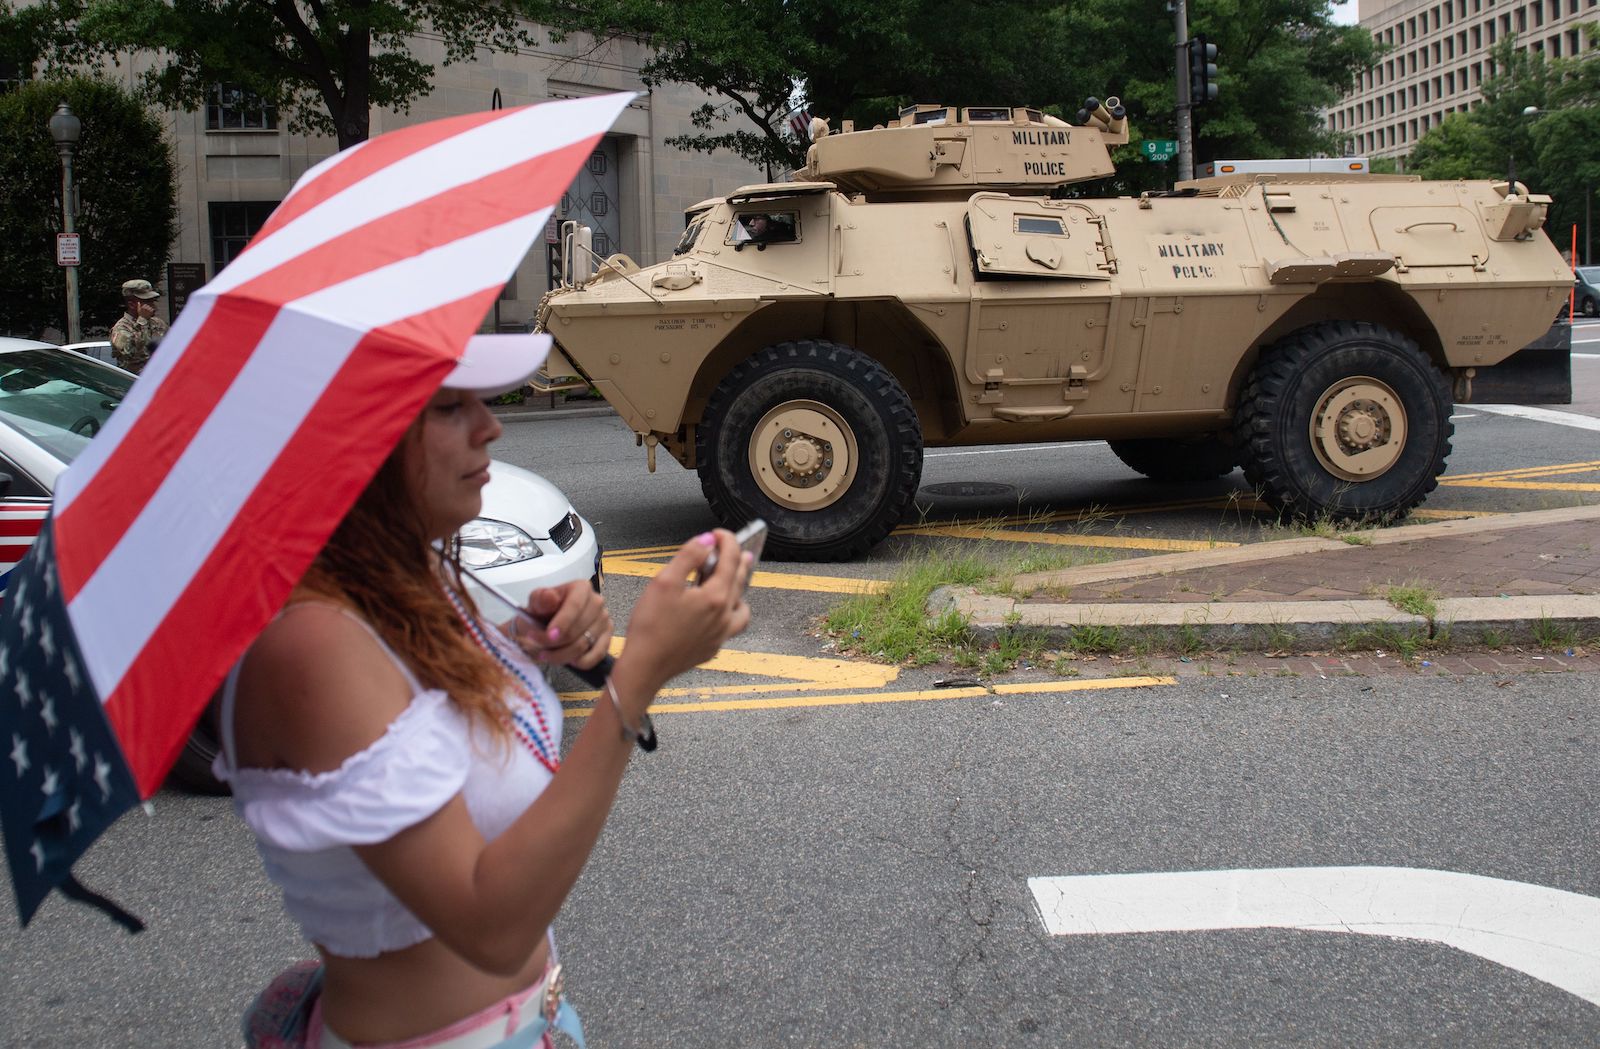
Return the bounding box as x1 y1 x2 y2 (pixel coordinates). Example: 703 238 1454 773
206 83 278 131
209 201 278 271
0 57 27 93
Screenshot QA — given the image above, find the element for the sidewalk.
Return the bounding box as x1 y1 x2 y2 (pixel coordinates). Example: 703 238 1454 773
932 504 1600 654
489 392 617 422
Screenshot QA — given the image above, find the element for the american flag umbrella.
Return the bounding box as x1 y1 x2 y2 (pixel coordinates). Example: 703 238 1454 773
1 91 634 927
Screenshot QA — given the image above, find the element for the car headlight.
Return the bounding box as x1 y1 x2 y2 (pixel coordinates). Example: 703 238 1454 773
455 518 542 568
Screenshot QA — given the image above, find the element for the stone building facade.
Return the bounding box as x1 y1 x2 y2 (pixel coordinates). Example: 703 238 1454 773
101 30 766 329
1327 0 1598 160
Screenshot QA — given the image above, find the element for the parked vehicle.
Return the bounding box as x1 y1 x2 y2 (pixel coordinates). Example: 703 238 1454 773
535 101 1571 561
0 337 602 791
1574 266 1600 317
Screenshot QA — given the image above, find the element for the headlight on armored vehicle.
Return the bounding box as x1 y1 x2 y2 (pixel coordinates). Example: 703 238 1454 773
456 518 542 568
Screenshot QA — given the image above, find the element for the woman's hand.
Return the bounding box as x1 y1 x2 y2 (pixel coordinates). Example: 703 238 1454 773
613 530 752 697
515 580 613 669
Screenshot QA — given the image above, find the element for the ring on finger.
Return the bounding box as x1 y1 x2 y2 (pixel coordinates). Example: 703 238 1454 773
583 630 597 648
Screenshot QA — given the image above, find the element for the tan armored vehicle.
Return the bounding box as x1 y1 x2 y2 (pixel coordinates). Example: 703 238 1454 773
535 101 1572 561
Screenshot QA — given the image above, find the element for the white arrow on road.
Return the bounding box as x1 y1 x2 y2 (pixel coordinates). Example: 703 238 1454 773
1030 866 1600 1007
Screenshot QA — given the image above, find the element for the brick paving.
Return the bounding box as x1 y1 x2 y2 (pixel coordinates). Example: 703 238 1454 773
1035 520 1600 605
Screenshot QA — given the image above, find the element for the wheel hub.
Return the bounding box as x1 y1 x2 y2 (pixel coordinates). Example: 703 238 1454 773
780 435 824 477
1310 377 1407 482
749 401 858 510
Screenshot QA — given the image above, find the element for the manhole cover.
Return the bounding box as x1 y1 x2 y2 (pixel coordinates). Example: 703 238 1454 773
921 481 1016 499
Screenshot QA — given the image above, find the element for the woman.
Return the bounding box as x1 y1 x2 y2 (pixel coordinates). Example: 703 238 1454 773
217 338 751 1048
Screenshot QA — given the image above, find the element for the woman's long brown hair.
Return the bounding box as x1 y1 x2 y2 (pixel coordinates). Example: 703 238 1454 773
298 422 512 735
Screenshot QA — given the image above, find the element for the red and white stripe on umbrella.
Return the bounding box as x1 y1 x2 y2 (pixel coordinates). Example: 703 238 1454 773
49 94 634 794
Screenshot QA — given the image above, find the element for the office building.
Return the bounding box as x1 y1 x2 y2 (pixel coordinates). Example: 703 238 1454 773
1327 0 1598 160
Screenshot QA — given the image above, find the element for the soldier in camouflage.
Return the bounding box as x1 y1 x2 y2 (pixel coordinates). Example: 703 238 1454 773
109 278 169 373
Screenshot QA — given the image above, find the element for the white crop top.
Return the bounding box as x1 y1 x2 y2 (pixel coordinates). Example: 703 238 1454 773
214 603 561 958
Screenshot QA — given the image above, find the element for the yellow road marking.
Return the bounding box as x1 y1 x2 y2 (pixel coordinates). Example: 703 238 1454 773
1441 479 1600 493
601 556 890 593
562 675 1175 715
604 543 683 558
896 523 1236 552
1442 459 1600 481
586 639 900 696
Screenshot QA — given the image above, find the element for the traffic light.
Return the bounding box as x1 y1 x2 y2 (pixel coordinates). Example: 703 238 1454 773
1189 35 1219 105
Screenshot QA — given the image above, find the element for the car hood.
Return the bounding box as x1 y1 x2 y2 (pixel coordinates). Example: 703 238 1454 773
480 459 573 535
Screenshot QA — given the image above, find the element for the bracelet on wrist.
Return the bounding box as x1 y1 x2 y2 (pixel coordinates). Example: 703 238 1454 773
604 677 656 752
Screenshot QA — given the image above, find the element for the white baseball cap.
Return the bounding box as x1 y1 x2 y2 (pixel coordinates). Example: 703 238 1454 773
442 333 553 397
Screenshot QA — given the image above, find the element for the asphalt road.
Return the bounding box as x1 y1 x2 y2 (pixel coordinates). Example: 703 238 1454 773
3 329 1597 1047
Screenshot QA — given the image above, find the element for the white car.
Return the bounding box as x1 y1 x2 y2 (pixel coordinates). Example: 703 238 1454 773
459 460 602 605
0 337 601 789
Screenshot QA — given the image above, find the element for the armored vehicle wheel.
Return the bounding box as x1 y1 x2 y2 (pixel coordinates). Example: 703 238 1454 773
1236 321 1453 521
696 340 923 561
1107 436 1237 482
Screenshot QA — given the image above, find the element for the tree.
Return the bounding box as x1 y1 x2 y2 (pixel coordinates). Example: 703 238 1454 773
528 0 1073 176
37 0 543 148
528 0 1377 192
1406 111 1502 180
1406 37 1600 260
0 75 177 339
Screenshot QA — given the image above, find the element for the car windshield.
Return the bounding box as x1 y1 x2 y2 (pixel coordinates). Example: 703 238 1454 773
0 349 133 462
1578 267 1600 284
674 217 705 256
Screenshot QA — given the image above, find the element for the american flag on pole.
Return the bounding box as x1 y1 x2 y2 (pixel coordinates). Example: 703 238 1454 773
0 92 633 927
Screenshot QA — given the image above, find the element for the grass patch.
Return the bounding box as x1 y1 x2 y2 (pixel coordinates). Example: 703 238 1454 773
824 527 1150 672
1063 623 1125 654
823 551 986 665
1384 581 1439 619
1337 622 1431 661
1259 621 1298 651
1531 615 1580 651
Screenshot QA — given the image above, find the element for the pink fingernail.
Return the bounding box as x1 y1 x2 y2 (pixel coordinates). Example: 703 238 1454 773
548 627 561 642
697 532 715 546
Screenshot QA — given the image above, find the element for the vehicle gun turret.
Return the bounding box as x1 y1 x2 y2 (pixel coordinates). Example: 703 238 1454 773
795 98 1130 198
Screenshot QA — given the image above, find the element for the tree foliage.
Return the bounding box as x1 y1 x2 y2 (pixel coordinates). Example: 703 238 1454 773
528 0 1377 190
1408 37 1598 260
32 0 543 148
0 76 176 339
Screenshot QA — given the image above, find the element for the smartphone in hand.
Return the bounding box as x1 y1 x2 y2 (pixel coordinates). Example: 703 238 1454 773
459 565 614 688
696 519 767 593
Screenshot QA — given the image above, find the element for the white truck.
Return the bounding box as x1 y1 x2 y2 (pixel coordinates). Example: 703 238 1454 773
1197 157 1371 177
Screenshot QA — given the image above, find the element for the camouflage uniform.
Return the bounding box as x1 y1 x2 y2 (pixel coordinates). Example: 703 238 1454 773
110 311 168 373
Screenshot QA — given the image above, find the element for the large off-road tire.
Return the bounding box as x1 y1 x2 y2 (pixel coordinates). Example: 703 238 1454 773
696 340 923 561
1235 321 1453 521
1107 435 1237 482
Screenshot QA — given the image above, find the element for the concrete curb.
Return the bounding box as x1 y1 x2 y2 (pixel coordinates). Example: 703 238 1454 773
931 588 1434 650
490 404 618 423
929 500 1600 651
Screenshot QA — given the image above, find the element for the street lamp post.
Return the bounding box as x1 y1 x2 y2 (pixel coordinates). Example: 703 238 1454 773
48 102 82 344
1522 105 1592 266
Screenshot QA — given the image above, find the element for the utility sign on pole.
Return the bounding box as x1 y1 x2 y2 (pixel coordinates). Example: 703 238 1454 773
1142 140 1179 162
56 233 81 267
